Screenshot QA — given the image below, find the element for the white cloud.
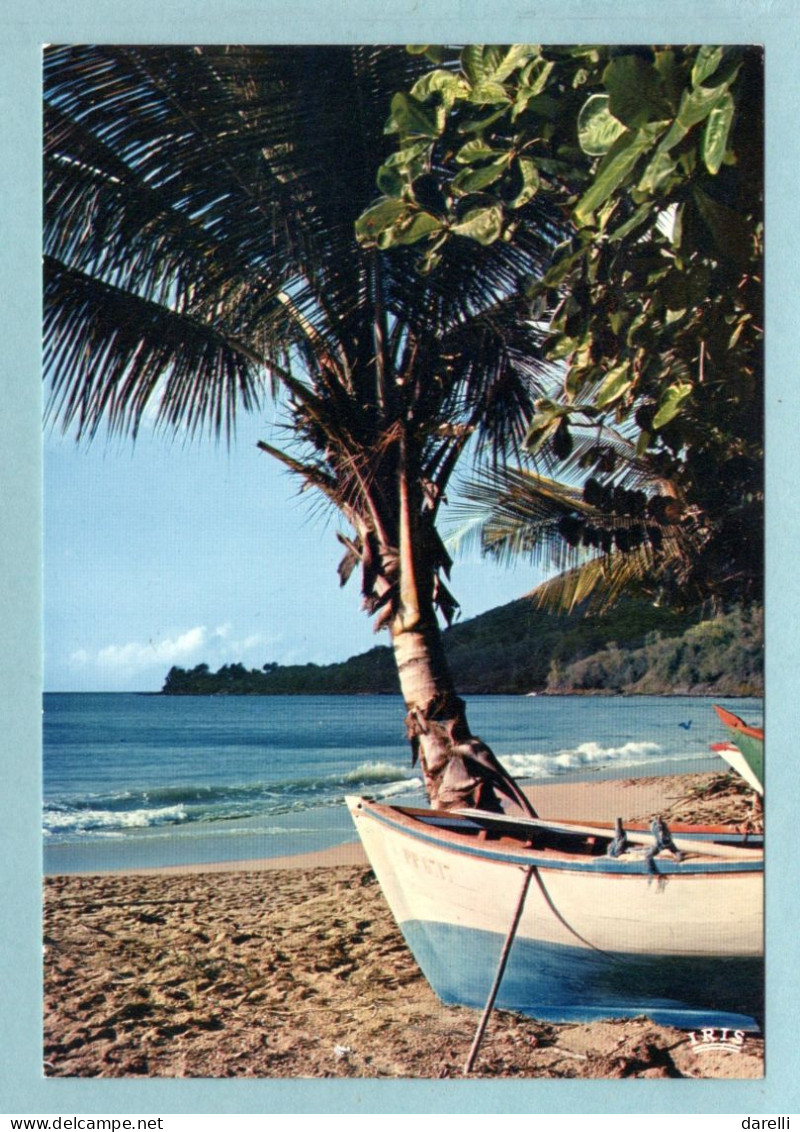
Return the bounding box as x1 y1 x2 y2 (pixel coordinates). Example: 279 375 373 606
96 626 208 671
236 634 264 652
71 624 269 682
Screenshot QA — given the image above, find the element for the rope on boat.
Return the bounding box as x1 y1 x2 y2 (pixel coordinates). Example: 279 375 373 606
606 817 629 858
607 815 685 876
530 865 623 963
646 817 683 876
464 865 533 1075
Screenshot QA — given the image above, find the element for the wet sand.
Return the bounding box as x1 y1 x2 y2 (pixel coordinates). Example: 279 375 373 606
43 771 764 1079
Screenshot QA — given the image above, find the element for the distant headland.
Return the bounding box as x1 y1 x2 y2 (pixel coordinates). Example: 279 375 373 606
161 599 762 698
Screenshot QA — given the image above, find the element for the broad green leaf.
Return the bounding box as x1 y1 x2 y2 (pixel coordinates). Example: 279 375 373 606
525 398 572 452
417 234 448 276
539 241 579 287
461 45 495 85
577 94 627 156
637 146 677 195
518 56 555 97
378 210 443 248
595 361 633 408
469 80 512 105
675 74 739 131
635 429 652 457
595 197 620 234
385 92 441 140
533 397 572 419
573 126 660 227
524 416 561 453
455 138 503 163
406 46 446 64
355 197 408 242
381 139 431 168
457 106 510 135
653 49 682 108
652 381 692 429
609 201 652 242
702 92 734 174
452 156 510 194
376 164 405 198
451 205 504 244
603 55 671 128
691 46 724 88
564 345 594 392
410 69 469 110
508 157 540 208
653 117 689 156
546 334 581 361
492 45 538 83
376 140 430 195
728 313 752 349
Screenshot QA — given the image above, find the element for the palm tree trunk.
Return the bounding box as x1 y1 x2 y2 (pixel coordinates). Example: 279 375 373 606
390 618 535 816
389 454 535 817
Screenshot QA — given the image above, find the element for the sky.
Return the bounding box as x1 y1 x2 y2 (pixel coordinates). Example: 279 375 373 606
44 408 547 692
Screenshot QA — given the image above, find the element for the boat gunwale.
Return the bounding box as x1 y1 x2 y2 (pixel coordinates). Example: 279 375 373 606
348 797 763 877
714 704 764 743
392 804 759 841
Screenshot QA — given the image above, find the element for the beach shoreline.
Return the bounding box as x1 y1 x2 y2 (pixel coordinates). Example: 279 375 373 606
56 769 757 877
43 771 764 1079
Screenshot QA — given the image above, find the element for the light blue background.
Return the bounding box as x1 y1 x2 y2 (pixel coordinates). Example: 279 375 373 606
2 0 798 1114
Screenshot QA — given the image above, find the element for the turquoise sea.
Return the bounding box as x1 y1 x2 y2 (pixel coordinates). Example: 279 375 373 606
43 692 763 874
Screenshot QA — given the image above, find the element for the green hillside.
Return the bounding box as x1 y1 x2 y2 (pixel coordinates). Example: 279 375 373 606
161 600 762 697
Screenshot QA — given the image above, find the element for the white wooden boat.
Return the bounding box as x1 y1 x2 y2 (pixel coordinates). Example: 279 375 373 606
347 796 763 1031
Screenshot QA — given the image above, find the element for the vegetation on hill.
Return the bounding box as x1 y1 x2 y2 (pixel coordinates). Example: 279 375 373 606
545 603 762 696
161 600 761 697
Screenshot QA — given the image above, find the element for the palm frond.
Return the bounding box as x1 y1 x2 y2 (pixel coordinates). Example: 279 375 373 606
528 548 657 615
448 453 701 614
447 464 590 568
43 258 264 441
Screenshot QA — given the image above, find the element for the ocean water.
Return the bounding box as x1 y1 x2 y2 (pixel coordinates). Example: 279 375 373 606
43 692 762 874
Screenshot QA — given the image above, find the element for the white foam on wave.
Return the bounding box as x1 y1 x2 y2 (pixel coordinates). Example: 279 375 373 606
501 740 663 780
341 761 410 784
43 803 188 836
370 776 424 800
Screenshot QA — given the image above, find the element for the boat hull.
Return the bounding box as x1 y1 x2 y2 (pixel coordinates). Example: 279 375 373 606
347 798 763 1031
712 742 763 795
714 704 764 794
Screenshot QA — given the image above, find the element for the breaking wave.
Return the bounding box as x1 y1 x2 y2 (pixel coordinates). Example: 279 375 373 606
501 740 666 780
43 760 420 841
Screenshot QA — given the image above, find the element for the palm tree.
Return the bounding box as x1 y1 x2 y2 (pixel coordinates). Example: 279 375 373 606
44 45 565 815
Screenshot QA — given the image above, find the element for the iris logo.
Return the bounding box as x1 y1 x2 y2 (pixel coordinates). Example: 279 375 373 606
687 1027 746 1053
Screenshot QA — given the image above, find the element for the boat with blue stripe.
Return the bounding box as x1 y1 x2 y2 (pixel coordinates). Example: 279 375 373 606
347 796 763 1032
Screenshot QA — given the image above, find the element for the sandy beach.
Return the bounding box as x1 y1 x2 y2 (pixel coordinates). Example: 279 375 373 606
43 771 764 1079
